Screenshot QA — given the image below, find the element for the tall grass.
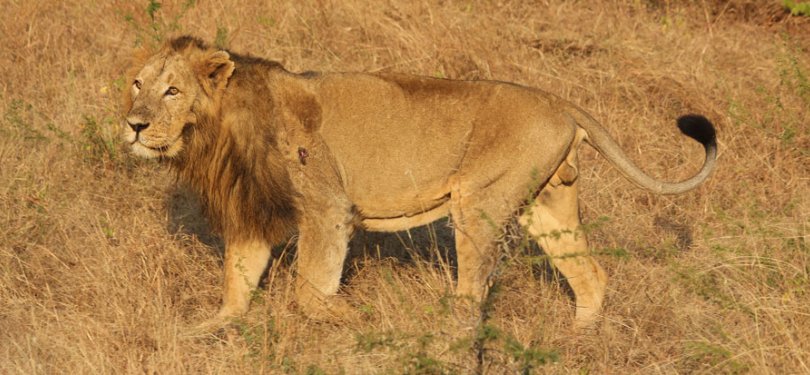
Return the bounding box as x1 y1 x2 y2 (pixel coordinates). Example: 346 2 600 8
1 0 808 373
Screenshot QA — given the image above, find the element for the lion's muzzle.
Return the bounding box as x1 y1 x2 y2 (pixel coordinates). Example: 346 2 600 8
126 119 150 134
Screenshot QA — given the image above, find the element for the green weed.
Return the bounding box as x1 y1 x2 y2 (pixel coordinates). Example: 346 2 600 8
234 318 282 370
125 0 197 46
503 334 559 374
79 115 121 167
355 330 453 373
355 330 398 353
304 365 327 375
783 0 810 17
469 282 557 373
402 333 450 375
257 15 276 28
357 303 375 316
234 319 264 358
673 263 754 316
215 26 229 49
683 341 749 374
779 35 810 104
3 99 46 143
474 321 558 374
280 356 297 374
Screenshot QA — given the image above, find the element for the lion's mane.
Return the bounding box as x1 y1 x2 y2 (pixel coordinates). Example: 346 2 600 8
149 37 298 244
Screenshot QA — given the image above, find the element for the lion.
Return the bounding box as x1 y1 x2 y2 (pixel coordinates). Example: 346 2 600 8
123 36 717 328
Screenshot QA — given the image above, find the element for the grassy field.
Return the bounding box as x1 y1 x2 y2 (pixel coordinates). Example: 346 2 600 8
1 0 808 373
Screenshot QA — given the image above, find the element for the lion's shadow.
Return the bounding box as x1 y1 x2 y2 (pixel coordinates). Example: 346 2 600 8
165 186 562 292
165 186 458 265
165 186 225 253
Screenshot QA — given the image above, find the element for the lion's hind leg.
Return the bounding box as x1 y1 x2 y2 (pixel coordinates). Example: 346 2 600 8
452 210 500 303
520 162 607 329
450 176 525 303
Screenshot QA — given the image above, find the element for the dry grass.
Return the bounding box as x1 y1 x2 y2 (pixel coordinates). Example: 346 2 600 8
1 0 808 373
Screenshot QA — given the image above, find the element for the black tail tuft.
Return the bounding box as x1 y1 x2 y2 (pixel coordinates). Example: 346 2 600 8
677 114 716 146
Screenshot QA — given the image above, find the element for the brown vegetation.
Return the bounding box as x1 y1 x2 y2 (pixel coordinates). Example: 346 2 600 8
1 1 808 373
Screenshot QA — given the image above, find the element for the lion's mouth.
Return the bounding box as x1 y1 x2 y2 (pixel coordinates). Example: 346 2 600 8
144 142 171 153
131 140 170 152
130 139 180 158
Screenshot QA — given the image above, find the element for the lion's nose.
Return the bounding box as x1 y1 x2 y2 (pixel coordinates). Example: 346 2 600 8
127 120 150 133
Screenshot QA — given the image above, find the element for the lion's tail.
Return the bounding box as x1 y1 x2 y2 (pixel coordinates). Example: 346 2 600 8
568 105 718 195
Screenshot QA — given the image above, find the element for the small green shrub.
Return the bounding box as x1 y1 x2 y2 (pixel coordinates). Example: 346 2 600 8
79 115 121 167
215 25 229 49
684 341 750 374
784 0 810 16
125 0 197 46
3 99 46 142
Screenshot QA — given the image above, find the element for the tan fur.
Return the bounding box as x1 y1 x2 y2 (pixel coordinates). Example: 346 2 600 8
124 36 717 327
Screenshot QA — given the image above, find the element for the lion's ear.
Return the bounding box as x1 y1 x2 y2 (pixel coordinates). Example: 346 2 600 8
195 50 235 96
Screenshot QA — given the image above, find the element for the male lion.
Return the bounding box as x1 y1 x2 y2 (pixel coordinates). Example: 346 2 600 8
124 36 716 328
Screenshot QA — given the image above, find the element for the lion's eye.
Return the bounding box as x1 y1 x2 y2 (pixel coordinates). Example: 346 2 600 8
133 80 142 90
165 87 179 96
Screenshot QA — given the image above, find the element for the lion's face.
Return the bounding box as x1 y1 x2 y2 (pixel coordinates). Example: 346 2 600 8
124 53 201 158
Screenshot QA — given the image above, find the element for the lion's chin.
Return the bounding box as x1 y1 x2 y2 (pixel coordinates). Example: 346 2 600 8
131 140 183 159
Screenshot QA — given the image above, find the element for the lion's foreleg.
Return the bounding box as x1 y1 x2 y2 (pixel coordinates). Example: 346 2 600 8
294 208 354 318
217 239 272 318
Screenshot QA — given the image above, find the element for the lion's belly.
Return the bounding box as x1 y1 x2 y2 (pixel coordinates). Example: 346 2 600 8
314 73 481 220
360 197 451 232
351 184 452 220
331 139 460 219
338 133 459 218
319 120 464 218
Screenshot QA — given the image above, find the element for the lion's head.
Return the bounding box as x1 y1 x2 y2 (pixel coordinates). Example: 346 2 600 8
123 37 234 158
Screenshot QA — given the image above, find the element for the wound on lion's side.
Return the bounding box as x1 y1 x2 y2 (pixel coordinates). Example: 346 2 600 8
298 146 309 165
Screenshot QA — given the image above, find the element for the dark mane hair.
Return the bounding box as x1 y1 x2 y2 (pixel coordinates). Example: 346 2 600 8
169 35 209 51
169 35 286 73
168 36 298 245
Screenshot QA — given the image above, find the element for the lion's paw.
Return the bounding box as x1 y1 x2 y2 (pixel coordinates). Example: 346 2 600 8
297 295 357 323
180 315 238 339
